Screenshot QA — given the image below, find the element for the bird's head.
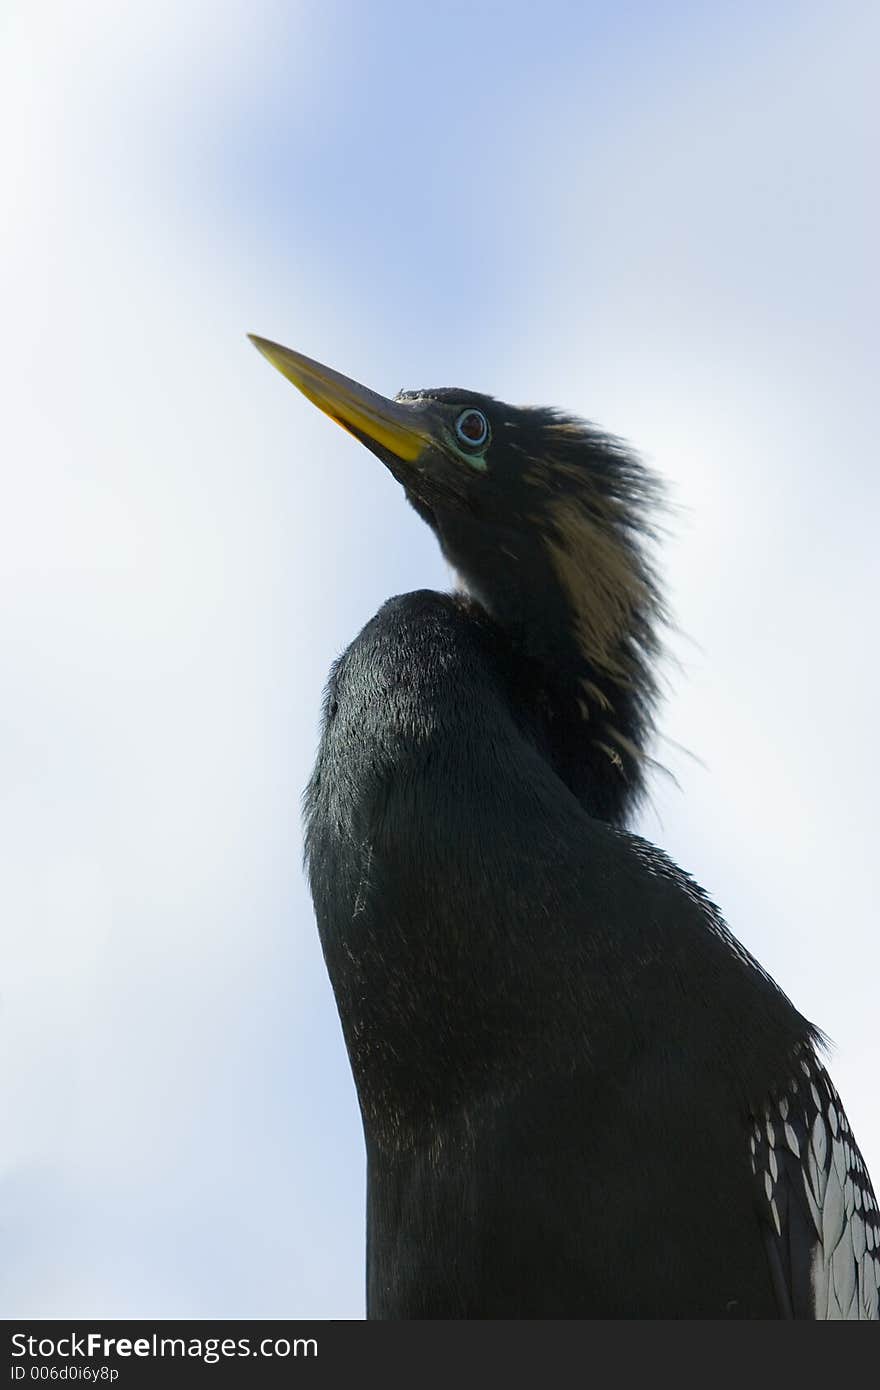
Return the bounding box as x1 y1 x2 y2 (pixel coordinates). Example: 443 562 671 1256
250 335 667 821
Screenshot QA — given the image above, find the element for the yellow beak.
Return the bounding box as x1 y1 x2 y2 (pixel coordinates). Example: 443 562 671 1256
248 335 431 464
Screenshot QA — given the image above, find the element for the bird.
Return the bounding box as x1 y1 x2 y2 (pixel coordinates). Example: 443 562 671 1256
249 333 878 1319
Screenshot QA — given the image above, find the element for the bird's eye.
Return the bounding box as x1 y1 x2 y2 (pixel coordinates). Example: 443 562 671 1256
455 409 490 449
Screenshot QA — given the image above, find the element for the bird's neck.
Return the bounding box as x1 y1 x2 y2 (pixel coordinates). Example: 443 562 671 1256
434 514 657 826
493 605 649 826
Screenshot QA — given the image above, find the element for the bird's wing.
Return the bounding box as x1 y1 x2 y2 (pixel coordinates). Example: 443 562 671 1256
750 1047 879 1319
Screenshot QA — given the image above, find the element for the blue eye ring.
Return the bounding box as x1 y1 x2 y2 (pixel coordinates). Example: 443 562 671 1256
454 408 490 449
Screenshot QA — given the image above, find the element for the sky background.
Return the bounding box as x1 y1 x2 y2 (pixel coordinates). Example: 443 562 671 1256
1 0 877 1318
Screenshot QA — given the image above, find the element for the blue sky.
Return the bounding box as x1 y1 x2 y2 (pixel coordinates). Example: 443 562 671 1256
1 0 877 1317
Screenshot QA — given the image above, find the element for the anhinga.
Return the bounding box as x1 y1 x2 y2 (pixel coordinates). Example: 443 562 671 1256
250 334 878 1319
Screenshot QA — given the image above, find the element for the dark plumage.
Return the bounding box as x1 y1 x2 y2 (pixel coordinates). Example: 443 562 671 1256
251 336 879 1319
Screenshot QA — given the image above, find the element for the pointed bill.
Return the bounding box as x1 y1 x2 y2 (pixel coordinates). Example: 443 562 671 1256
248 335 430 463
